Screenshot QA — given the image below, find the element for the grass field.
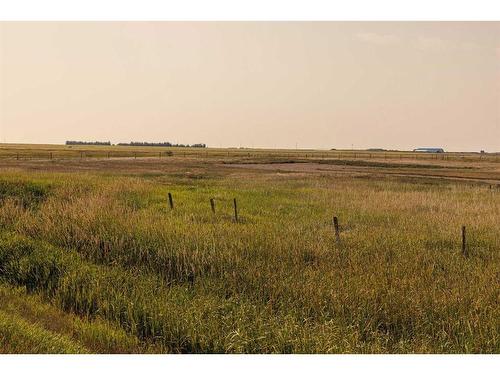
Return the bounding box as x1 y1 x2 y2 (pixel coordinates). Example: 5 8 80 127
1 143 499 163
0 144 498 353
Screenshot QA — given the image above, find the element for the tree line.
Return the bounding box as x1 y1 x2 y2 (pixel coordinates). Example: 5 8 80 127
66 141 111 146
117 142 206 148
66 141 206 148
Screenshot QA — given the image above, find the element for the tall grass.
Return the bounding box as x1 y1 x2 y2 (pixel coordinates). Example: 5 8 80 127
0 168 498 353
0 308 86 354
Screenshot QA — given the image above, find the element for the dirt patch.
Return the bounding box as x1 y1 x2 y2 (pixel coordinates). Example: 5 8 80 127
224 162 500 186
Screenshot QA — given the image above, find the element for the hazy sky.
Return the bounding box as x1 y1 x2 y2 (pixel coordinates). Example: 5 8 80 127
0 22 498 151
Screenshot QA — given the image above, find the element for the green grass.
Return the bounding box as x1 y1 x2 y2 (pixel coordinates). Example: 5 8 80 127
0 310 86 354
0 283 154 353
0 159 498 353
0 178 52 209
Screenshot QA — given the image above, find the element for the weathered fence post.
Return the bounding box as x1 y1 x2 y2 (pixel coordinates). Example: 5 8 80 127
233 198 238 223
210 198 215 214
50 152 53 160
107 152 110 159
462 226 468 257
16 153 19 161
168 193 174 210
333 216 341 243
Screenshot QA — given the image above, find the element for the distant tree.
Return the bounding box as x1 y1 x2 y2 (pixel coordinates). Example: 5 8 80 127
66 141 111 146
116 142 206 148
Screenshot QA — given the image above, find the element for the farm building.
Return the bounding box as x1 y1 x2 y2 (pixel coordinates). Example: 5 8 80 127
413 147 445 153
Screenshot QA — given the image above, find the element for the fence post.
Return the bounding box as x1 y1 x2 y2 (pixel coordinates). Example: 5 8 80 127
233 198 238 223
16 153 19 161
168 193 174 210
333 216 341 243
462 226 467 257
210 198 215 214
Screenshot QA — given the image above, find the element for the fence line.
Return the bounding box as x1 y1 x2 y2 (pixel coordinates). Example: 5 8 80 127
1 149 499 163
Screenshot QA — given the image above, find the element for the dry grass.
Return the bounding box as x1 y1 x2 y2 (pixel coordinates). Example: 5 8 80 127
0 151 498 353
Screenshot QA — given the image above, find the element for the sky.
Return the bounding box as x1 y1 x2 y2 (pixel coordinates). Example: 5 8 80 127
0 22 498 151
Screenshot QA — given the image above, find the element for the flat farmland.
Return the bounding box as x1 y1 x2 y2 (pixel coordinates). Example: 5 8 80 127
0 145 498 353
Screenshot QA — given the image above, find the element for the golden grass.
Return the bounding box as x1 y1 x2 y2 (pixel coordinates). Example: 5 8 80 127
0 153 498 353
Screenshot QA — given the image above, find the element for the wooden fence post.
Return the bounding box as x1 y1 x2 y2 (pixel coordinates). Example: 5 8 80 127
168 193 174 209
210 198 215 214
233 198 238 223
462 226 468 257
333 216 340 243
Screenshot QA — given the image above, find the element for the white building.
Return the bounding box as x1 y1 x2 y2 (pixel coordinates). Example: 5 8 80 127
413 148 445 153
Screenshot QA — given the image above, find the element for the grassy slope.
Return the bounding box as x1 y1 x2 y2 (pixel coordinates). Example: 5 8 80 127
0 308 85 354
0 283 161 353
0 158 498 353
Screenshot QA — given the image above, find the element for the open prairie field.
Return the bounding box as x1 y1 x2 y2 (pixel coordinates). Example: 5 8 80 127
0 145 498 353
